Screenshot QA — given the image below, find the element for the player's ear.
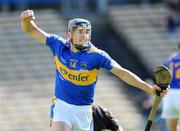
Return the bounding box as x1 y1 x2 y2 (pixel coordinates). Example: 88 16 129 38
66 31 71 39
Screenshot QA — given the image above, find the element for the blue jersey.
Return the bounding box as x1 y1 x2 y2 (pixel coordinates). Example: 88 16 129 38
164 50 180 89
46 34 113 105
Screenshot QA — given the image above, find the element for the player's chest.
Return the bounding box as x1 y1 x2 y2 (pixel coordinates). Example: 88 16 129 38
56 49 95 71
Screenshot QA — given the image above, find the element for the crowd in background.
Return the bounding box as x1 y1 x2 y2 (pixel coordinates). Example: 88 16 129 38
0 0 169 13
164 0 180 37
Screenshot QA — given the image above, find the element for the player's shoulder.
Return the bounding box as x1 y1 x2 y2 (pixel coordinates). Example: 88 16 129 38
164 51 179 65
48 34 66 44
169 51 180 60
87 43 107 55
87 44 99 53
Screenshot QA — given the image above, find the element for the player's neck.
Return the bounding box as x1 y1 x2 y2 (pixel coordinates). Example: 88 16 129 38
70 43 80 53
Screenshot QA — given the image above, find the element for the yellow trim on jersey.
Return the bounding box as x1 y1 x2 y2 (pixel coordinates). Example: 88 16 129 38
87 48 97 53
169 62 173 74
175 69 180 78
87 44 99 53
55 56 98 86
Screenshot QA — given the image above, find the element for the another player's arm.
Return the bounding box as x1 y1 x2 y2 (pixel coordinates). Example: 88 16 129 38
110 61 157 95
20 10 49 44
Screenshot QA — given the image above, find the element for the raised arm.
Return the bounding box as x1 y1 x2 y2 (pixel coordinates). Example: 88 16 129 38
20 9 49 44
110 61 167 96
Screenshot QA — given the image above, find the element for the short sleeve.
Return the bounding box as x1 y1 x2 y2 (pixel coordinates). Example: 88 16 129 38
46 34 65 56
164 56 172 68
97 50 113 70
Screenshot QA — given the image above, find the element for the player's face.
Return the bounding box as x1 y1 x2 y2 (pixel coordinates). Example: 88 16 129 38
72 28 91 45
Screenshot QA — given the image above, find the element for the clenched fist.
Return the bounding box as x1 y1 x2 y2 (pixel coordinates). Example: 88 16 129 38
21 10 36 34
21 9 35 21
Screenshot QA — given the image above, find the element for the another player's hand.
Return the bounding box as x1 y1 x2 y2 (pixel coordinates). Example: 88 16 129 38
20 9 35 22
151 85 169 97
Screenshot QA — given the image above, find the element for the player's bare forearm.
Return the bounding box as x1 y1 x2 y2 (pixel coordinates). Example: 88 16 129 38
110 60 169 97
20 10 48 44
110 66 153 95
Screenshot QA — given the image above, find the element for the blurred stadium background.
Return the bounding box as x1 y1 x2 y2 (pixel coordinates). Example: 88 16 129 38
0 0 179 131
